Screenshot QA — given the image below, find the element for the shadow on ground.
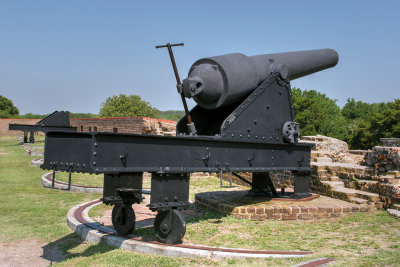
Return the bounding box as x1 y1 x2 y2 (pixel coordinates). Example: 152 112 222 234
42 233 116 264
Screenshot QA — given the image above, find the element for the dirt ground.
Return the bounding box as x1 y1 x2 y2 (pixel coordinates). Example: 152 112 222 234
0 239 64 267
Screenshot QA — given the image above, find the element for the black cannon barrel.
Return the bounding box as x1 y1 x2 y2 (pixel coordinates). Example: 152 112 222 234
182 48 338 109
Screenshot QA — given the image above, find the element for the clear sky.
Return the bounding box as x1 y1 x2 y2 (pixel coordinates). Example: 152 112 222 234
1 0 399 115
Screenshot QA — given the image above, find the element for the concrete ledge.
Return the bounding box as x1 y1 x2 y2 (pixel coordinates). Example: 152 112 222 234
31 158 43 166
41 172 103 193
67 199 314 259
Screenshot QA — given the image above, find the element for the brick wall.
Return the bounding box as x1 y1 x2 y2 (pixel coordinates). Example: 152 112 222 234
0 119 41 135
1 117 177 136
70 117 144 134
70 117 177 135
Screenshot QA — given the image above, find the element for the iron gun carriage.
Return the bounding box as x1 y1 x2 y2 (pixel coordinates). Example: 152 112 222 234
40 48 338 244
9 111 77 143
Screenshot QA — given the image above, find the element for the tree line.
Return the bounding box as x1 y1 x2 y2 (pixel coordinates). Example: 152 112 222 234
1 92 399 150
292 88 399 149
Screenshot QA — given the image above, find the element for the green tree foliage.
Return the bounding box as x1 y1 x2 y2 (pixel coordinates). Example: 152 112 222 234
0 95 19 118
18 113 46 119
347 99 400 149
158 110 185 122
69 113 98 118
99 94 158 118
342 98 387 121
291 88 348 140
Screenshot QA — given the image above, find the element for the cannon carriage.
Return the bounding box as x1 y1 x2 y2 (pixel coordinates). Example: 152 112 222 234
41 48 338 244
9 111 76 143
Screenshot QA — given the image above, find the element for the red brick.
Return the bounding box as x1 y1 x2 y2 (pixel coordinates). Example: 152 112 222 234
318 207 326 213
235 214 251 219
232 207 240 213
281 214 298 220
255 207 265 214
267 214 282 220
325 207 333 213
314 213 329 219
265 207 274 216
298 214 314 220
273 206 283 214
282 207 292 214
247 206 255 213
343 206 351 213
300 206 309 213
308 207 318 214
333 206 342 213
252 214 267 221
351 206 360 212
291 207 300 214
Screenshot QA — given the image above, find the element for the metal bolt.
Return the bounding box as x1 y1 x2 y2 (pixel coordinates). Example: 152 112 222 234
93 162 96 166
93 152 97 156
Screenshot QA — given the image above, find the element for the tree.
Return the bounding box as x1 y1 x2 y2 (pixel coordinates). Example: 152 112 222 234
291 88 348 140
347 99 400 149
342 98 387 121
0 95 19 118
158 110 185 122
99 94 158 118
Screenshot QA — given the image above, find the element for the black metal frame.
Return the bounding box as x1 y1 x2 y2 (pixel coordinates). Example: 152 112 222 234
8 111 77 143
40 72 313 243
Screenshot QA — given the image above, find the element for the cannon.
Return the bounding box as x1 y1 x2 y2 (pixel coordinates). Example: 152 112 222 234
40 48 338 244
9 111 77 143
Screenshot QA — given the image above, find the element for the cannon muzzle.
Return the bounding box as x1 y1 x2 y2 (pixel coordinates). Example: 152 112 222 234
182 49 338 109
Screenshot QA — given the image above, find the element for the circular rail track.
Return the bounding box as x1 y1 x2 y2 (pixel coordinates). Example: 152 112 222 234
41 172 103 193
69 199 318 259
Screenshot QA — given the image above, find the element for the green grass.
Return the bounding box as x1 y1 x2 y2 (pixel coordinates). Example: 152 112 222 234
56 172 103 187
1 135 400 266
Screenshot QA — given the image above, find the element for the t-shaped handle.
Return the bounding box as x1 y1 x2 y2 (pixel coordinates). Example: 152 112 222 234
156 42 196 135
155 43 184 49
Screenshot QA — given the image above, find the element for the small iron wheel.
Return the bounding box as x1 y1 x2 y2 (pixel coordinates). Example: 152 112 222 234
154 209 186 244
111 204 135 236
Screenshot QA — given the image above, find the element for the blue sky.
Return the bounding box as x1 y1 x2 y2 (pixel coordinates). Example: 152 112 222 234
0 0 399 115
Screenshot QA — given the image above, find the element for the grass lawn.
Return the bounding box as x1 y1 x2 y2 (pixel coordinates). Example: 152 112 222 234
0 135 399 266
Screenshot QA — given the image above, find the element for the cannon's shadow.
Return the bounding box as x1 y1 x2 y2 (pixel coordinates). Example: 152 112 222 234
41 232 116 264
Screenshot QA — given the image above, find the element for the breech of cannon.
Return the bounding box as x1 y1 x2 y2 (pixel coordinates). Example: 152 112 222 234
182 49 338 109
